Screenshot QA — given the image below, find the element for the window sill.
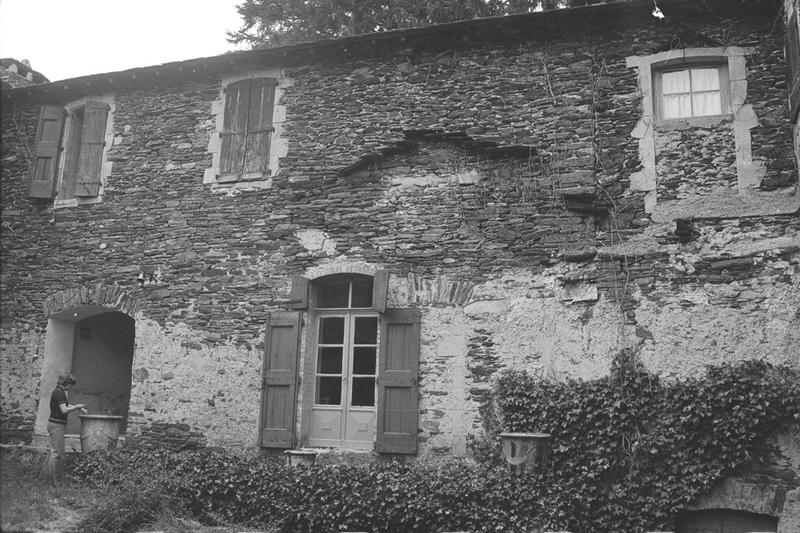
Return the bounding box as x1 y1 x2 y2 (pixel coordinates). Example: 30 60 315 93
655 113 733 130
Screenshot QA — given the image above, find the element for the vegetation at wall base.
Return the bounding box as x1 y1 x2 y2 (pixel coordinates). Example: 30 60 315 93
481 355 800 532
65 358 799 533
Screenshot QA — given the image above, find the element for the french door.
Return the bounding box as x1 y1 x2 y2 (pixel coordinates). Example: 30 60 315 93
308 313 378 448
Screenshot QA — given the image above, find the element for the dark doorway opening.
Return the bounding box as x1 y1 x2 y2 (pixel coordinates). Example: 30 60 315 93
676 508 778 533
65 311 135 435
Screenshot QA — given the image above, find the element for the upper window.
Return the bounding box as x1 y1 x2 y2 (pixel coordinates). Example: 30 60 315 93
654 63 729 121
29 100 111 200
316 274 374 309
219 77 277 181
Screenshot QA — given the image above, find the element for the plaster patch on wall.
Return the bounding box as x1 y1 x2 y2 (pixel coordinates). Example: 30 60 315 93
127 317 263 448
463 299 509 317
295 229 337 256
635 274 800 378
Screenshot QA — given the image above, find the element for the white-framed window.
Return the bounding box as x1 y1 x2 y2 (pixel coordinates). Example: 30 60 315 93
653 62 730 121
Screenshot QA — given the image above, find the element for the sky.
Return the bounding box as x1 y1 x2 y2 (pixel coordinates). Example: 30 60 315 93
0 0 248 82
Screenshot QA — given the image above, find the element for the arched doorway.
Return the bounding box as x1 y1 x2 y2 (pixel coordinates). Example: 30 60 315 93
676 508 778 533
35 305 135 442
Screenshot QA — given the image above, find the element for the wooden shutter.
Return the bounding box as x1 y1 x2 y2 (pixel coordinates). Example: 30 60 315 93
372 270 389 313
242 78 276 175
287 275 309 309
220 79 251 178
376 308 420 454
260 311 301 448
29 105 65 199
74 101 109 197
788 13 800 123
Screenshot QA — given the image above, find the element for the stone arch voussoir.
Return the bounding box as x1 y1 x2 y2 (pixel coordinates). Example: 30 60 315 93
306 263 380 280
43 283 142 317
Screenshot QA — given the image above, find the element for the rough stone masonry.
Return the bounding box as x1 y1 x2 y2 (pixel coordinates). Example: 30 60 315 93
0 3 798 519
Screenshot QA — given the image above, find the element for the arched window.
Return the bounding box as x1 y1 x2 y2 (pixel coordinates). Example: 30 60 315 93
308 274 378 449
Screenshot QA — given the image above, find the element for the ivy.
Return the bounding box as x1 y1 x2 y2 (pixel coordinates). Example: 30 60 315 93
483 357 800 532
65 358 798 533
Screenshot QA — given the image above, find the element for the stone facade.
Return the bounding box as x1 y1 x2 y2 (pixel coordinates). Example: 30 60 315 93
1 0 799 527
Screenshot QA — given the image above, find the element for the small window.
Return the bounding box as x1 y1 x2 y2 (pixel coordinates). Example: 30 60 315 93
316 275 374 309
654 63 730 121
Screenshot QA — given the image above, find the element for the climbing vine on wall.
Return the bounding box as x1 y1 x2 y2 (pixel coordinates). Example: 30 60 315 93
477 355 800 532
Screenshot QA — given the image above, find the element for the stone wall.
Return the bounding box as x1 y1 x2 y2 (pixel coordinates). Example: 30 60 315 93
1 1 797 464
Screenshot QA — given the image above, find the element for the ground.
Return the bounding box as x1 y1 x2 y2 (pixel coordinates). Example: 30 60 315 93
0 446 247 533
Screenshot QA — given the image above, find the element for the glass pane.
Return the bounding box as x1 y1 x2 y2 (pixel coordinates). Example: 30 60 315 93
662 70 690 94
691 68 719 91
353 317 378 345
692 92 721 116
319 317 344 344
317 346 343 374
351 278 373 308
316 376 342 405
351 377 375 407
353 347 376 375
318 281 349 308
663 94 691 119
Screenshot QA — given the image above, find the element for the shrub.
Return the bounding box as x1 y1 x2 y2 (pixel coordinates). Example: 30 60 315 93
64 359 799 533
485 358 800 532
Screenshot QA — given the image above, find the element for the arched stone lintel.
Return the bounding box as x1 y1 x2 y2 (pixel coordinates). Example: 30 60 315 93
305 263 380 280
43 283 141 317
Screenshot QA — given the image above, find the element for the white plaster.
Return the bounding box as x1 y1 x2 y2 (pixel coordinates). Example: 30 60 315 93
455 169 481 185
34 318 75 438
636 265 800 378
295 229 337 255
557 283 598 303
650 187 800 222
463 299 510 317
128 317 263 448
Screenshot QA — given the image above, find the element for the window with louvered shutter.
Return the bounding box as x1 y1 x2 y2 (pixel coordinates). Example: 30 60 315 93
74 101 109 197
220 77 277 181
29 105 65 199
29 100 110 200
788 13 800 123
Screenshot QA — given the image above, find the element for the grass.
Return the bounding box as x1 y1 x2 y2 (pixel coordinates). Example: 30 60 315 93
0 446 252 533
0 446 104 532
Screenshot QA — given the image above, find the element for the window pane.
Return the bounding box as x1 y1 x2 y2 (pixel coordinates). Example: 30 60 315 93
662 70 690 94
351 278 373 307
316 376 342 405
353 347 376 375
692 92 721 116
317 346 343 374
663 94 692 119
319 317 344 344
691 68 720 91
318 281 349 308
353 317 378 345
351 377 375 407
